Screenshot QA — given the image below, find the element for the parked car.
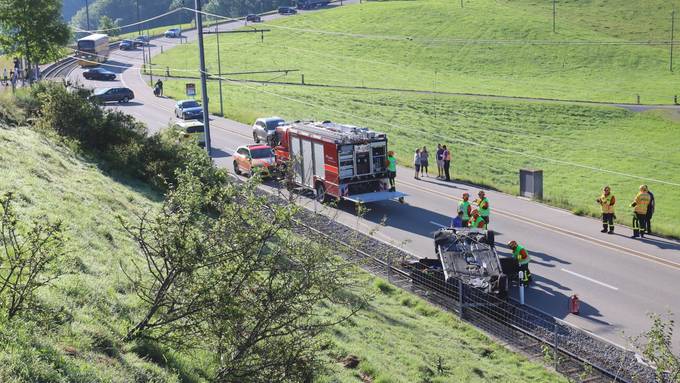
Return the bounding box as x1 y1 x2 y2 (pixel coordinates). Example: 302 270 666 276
277 6 297 14
90 87 135 103
164 28 182 38
233 144 276 177
246 14 262 22
174 99 203 120
133 35 150 47
171 120 205 147
252 116 285 144
83 67 116 81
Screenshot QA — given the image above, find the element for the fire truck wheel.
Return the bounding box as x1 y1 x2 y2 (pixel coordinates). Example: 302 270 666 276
253 132 260 143
233 161 241 175
315 183 328 203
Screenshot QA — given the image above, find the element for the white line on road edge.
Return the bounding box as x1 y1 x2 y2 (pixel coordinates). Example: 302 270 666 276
561 268 619 291
430 221 447 228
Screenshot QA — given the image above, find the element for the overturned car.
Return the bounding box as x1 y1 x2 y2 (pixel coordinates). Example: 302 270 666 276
404 228 515 299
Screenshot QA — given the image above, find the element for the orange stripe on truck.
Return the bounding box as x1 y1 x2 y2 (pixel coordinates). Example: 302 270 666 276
324 164 338 173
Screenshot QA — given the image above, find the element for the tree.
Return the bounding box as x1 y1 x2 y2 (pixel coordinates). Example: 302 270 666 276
121 168 363 381
634 312 680 383
0 0 70 75
0 192 67 320
97 15 120 36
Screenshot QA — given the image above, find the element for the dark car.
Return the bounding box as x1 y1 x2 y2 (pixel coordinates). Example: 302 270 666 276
133 35 150 47
246 14 262 22
277 6 297 14
164 28 181 38
119 39 135 50
83 67 116 81
90 87 135 103
174 99 203 120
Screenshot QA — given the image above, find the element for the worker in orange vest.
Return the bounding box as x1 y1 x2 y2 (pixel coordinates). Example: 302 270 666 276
595 185 616 234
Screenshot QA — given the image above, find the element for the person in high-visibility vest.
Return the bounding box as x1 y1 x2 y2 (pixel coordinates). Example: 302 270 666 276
595 185 616 234
458 192 472 227
468 209 486 229
630 184 651 238
508 240 531 285
387 151 397 192
475 190 490 225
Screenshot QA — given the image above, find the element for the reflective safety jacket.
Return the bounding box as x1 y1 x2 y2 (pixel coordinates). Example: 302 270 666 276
598 194 616 214
632 192 651 215
387 156 397 172
470 215 486 229
458 200 471 220
476 197 490 217
513 245 530 265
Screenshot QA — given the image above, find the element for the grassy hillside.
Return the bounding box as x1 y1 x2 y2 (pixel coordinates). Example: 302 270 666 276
152 0 680 104
0 122 565 381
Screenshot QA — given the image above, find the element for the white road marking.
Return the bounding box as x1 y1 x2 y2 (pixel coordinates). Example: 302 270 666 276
561 268 619 291
430 221 447 228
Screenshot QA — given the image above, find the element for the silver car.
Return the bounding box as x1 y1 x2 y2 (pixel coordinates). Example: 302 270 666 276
252 116 285 144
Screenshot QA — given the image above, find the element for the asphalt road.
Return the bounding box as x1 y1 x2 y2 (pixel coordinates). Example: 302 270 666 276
68 4 680 351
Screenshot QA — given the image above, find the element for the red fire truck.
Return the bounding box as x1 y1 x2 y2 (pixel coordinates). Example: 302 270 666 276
273 121 406 204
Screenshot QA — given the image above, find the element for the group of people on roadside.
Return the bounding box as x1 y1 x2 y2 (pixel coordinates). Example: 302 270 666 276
412 144 452 181
596 184 655 238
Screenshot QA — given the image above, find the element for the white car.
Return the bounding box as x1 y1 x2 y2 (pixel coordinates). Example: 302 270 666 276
252 116 285 144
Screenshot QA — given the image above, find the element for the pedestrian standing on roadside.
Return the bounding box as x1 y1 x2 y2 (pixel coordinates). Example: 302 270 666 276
420 146 429 177
596 185 616 234
10 71 16 92
413 148 421 180
2 67 7 86
630 184 651 238
645 185 655 235
442 145 451 181
387 151 397 191
436 144 444 179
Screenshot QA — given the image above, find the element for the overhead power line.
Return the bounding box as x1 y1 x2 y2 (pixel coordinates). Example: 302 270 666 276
73 8 185 33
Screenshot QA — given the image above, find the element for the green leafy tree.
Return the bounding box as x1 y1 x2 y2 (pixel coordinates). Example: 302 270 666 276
97 15 120 36
634 312 680 383
0 0 70 73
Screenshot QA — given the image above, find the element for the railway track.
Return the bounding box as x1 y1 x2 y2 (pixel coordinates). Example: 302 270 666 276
41 56 78 80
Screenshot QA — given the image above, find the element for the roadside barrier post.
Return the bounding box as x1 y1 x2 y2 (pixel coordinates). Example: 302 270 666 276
519 271 525 305
458 278 465 319
553 322 559 370
387 254 392 283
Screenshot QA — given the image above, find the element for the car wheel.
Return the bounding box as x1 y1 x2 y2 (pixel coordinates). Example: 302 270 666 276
253 132 260 143
122 96 130 103
233 161 241 175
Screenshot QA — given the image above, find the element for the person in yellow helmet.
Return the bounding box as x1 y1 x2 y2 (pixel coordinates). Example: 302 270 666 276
596 185 616 234
630 185 651 238
508 240 531 285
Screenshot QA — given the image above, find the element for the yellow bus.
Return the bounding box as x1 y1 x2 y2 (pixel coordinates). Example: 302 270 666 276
76 34 109 67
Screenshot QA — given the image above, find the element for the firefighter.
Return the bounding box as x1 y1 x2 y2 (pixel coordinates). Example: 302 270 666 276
458 192 472 227
595 185 616 234
469 209 486 229
630 185 651 238
475 190 490 225
508 240 531 285
387 151 397 192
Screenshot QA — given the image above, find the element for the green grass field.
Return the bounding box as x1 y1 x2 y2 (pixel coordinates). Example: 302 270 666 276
0 118 565 381
152 0 680 104
151 0 680 238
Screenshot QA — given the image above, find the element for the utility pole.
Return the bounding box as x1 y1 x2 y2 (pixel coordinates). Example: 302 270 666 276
671 8 676 72
136 0 141 36
460 0 463 8
215 21 224 116
85 0 91 31
195 0 212 155
552 0 556 33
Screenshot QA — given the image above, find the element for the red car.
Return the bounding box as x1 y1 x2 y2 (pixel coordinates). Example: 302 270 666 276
232 144 276 177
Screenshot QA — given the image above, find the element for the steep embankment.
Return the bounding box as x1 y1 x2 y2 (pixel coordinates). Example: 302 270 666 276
0 121 566 381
